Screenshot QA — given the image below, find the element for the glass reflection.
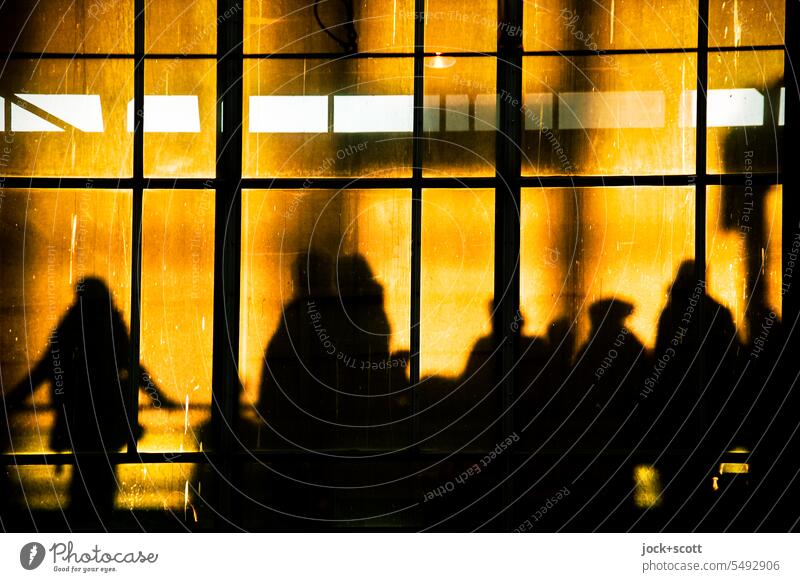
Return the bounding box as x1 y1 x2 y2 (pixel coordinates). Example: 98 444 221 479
139 189 214 453
240 189 412 450
0 59 134 178
521 54 697 176
243 58 413 178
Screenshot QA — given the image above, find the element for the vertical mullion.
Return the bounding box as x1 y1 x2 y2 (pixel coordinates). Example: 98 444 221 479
694 0 709 413
496 0 523 529
410 0 424 441
127 0 145 454
496 0 523 430
211 0 244 524
783 0 799 328
695 0 709 280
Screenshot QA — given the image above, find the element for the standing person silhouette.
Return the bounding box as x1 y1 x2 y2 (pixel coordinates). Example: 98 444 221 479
1 277 175 528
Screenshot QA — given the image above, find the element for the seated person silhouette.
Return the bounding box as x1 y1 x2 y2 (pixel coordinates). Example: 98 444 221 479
257 252 337 449
258 252 407 450
1 277 175 527
567 299 647 448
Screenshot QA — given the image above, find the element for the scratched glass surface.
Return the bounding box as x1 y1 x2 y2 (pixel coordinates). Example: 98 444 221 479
0 188 132 456
243 58 413 178
0 0 134 53
139 189 215 453
523 0 697 51
239 188 412 451
706 185 782 343
244 0 415 54
0 59 134 178
521 53 697 176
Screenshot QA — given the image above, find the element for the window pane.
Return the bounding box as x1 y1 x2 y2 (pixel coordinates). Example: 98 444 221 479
419 188 495 450
245 0 414 54
146 0 217 54
522 187 695 349
522 54 696 176
707 50 783 174
706 185 782 342
243 58 413 178
423 56 496 177
0 59 134 178
0 0 134 54
424 0 497 53
116 463 196 515
523 0 697 51
0 189 132 456
519 186 694 450
139 189 214 453
709 0 785 47
240 189 412 450
144 59 216 178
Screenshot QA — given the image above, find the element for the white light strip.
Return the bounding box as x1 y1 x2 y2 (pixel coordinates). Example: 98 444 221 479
11 104 64 132
680 89 765 127
559 91 665 129
524 93 553 130
249 95 328 133
126 96 201 133
474 94 496 132
16 94 104 132
423 94 440 132
445 94 469 132
9 94 104 132
333 95 413 133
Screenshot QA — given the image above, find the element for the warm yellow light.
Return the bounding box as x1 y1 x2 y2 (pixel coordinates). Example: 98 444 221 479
426 53 456 69
633 464 662 508
719 462 749 474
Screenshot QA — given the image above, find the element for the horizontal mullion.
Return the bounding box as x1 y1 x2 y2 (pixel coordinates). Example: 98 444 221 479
0 177 214 189
519 173 781 188
241 176 497 190
522 44 785 58
243 51 495 59
1 47 784 63
0 52 218 60
1 174 781 191
0 448 696 465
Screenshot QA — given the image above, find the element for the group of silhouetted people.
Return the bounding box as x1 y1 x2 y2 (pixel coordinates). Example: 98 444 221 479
0 255 788 528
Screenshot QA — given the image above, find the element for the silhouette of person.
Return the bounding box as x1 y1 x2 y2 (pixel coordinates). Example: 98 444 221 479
333 254 410 446
515 312 558 447
1 278 176 527
258 252 407 451
258 252 338 449
568 299 648 447
647 261 742 456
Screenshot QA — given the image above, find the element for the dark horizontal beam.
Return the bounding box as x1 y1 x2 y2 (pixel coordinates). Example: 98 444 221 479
0 44 785 63
0 448 699 465
0 52 217 60
0 173 782 191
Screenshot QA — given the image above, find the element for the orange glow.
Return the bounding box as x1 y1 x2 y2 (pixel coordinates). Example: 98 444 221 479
706 186 782 342
719 462 750 474
523 187 694 349
239 189 411 403
421 189 494 377
140 190 214 452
